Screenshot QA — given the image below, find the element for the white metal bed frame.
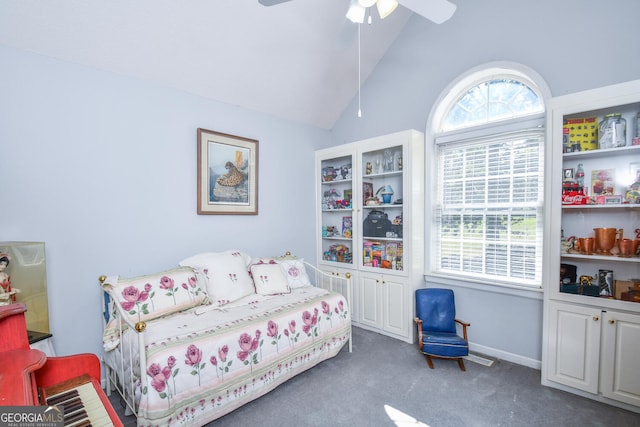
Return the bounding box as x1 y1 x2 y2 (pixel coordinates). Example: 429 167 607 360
99 260 352 418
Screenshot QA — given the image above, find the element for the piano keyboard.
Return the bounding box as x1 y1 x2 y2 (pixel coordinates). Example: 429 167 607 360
45 381 115 427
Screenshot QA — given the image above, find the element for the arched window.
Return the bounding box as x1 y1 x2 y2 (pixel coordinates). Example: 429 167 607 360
428 64 548 289
442 79 544 131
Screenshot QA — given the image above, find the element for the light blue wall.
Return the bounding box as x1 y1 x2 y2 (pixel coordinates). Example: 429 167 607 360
3 0 639 366
0 45 333 357
332 0 640 365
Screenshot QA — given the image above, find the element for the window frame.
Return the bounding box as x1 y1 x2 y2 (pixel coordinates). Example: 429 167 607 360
425 62 551 296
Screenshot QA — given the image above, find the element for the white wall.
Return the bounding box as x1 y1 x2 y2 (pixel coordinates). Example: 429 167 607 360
0 45 333 357
332 0 640 365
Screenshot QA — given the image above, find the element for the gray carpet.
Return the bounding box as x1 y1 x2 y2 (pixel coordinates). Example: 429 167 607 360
109 326 640 426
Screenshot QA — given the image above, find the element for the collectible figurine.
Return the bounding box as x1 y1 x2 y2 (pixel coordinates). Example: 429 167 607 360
0 252 16 304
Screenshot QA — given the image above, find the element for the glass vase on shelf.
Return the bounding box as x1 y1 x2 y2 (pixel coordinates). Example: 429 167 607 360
383 149 394 172
576 163 585 188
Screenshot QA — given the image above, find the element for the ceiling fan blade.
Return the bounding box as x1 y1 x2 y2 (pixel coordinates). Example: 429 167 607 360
258 0 294 6
398 0 457 24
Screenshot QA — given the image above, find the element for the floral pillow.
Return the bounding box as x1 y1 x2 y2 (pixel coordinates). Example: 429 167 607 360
275 257 312 289
102 266 209 324
250 263 290 295
179 250 255 306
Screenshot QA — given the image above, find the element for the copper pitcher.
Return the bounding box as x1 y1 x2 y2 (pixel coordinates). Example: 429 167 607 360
593 228 620 255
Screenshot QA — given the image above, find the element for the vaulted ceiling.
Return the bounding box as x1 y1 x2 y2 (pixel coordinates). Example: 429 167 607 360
0 0 422 129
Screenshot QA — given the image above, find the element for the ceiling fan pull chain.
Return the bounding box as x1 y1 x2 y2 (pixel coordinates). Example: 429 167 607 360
357 23 362 118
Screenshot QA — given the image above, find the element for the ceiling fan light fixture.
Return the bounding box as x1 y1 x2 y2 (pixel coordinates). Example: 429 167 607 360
376 0 398 19
346 0 366 23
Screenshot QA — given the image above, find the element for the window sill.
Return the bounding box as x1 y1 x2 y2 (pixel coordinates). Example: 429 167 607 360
423 272 544 301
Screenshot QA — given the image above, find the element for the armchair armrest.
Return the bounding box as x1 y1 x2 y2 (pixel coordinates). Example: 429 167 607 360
414 317 423 350
455 319 471 341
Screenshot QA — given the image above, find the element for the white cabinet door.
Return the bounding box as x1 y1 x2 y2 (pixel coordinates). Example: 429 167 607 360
601 310 640 406
382 276 409 339
546 301 601 394
359 273 410 340
358 274 383 329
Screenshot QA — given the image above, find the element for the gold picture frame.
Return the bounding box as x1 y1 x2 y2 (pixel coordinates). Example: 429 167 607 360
197 128 258 215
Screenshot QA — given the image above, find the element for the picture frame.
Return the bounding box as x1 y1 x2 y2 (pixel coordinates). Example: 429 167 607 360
197 128 258 215
591 169 615 196
343 189 352 207
363 182 373 203
563 168 574 181
629 162 640 183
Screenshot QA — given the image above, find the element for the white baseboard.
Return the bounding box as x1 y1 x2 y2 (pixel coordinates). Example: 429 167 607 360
469 342 541 370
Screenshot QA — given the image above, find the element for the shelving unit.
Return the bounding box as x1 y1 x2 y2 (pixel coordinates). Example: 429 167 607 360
315 130 424 343
318 150 355 266
542 80 640 413
559 132 640 300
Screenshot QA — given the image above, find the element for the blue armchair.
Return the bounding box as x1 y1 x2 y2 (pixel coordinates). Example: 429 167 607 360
414 288 470 371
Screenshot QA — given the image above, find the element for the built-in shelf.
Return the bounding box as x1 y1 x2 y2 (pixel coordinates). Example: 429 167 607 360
563 145 640 160
561 253 640 263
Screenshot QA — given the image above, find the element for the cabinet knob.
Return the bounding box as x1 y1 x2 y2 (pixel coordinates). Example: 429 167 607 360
593 316 599 321
609 319 615 324
345 273 351 279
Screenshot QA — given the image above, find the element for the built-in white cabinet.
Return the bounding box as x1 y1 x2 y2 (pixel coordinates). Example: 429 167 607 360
546 301 640 408
600 310 640 406
357 273 409 338
315 130 424 343
545 301 602 394
542 80 640 413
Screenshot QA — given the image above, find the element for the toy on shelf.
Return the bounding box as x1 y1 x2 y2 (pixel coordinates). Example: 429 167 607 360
323 244 352 264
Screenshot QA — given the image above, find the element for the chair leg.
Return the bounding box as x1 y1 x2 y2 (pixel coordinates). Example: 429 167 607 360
457 358 466 371
424 354 434 369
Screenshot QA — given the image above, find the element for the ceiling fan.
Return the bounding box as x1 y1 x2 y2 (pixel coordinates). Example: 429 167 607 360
258 0 457 25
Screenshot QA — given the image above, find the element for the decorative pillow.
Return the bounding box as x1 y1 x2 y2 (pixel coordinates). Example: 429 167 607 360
249 257 278 266
276 257 312 289
102 267 208 324
182 249 252 268
250 263 290 295
180 251 255 305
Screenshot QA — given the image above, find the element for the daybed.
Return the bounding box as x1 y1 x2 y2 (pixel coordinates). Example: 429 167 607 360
100 251 351 426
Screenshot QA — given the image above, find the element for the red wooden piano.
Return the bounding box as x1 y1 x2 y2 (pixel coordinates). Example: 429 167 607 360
0 303 123 426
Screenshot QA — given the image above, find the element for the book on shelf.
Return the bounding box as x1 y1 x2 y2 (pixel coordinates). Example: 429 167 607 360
342 216 352 238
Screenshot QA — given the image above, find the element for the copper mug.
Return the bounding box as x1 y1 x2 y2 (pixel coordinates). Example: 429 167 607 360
571 237 582 253
618 238 635 257
581 237 595 255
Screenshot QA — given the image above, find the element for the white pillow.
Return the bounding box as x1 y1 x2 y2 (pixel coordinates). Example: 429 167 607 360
277 257 312 289
250 263 290 295
179 250 254 305
182 249 252 267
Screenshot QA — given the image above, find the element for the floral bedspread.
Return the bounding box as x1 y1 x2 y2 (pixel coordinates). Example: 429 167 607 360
103 286 350 426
